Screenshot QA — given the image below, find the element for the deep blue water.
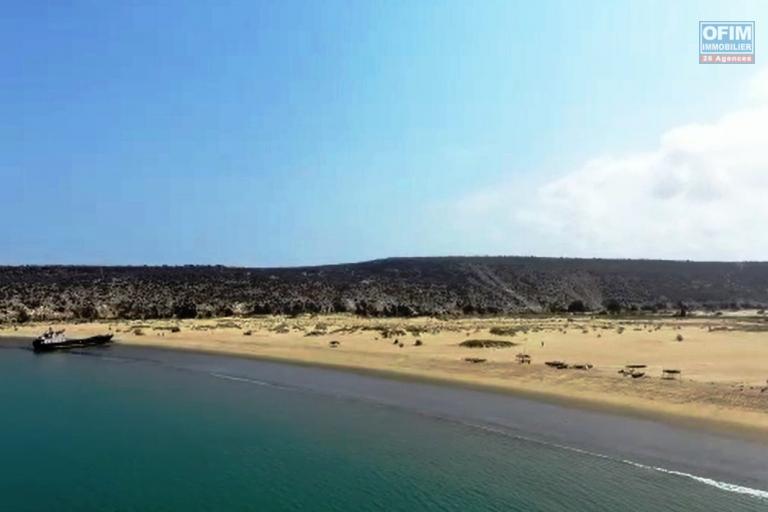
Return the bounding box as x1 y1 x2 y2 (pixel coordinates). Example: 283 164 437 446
0 343 766 512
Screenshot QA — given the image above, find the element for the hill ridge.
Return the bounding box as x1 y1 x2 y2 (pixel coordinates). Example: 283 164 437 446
2 256 767 321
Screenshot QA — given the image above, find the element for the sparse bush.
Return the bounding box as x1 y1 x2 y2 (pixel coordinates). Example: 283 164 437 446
382 328 406 339
549 303 566 313
603 299 622 314
568 300 587 313
271 323 290 333
73 302 98 321
460 339 517 348
15 309 30 324
173 302 197 319
489 326 524 336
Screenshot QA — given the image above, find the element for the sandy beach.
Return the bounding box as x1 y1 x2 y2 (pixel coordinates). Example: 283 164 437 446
4 313 768 439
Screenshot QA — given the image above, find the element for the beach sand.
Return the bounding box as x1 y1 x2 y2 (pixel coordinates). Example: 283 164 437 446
4 313 768 439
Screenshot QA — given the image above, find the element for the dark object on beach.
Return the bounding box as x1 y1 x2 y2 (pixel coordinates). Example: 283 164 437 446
243 330 252 336
464 357 487 363
545 360 568 369
33 329 113 352
459 339 517 348
662 369 681 380
619 364 647 378
572 363 593 370
516 353 531 364
328 340 340 348
414 339 423 346
676 334 684 342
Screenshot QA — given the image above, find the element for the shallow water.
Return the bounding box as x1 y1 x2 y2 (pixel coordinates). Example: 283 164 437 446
0 343 766 511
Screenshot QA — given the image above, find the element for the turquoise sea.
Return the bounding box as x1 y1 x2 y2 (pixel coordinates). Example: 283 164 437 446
1 342 766 512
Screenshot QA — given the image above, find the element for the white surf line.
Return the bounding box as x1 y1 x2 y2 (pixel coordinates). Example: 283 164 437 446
208 372 272 386
204 369 768 501
472 422 768 501
208 372 294 391
621 459 768 500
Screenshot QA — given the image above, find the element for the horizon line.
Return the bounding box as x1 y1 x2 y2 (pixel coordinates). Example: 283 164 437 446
1 254 767 269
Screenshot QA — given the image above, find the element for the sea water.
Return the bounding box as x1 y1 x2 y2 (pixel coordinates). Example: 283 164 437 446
0 343 765 512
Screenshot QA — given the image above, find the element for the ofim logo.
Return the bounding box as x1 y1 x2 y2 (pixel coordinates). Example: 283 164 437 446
699 21 754 64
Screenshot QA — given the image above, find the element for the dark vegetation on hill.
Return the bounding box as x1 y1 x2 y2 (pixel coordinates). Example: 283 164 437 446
1 257 768 322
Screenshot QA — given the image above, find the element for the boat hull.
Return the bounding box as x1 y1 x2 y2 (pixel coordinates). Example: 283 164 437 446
33 334 114 352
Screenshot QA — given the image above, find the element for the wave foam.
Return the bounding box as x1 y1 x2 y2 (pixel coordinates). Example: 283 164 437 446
207 370 768 501
622 459 768 500
475 422 768 501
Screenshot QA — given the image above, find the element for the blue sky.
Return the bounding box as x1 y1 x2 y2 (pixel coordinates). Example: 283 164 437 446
2 1 767 265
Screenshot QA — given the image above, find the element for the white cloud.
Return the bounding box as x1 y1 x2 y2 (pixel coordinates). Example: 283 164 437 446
456 71 768 261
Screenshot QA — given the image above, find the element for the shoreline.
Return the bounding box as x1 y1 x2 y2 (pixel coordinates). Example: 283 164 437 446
4 333 768 445
5 335 768 491
3 313 768 444
120 340 768 444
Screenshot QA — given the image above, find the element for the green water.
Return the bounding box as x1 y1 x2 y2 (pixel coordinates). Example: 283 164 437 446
0 346 765 512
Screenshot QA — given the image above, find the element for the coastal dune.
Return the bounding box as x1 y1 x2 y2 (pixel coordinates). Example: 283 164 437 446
5 313 768 439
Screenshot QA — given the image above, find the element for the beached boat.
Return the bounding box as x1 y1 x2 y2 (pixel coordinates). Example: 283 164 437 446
32 329 113 352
